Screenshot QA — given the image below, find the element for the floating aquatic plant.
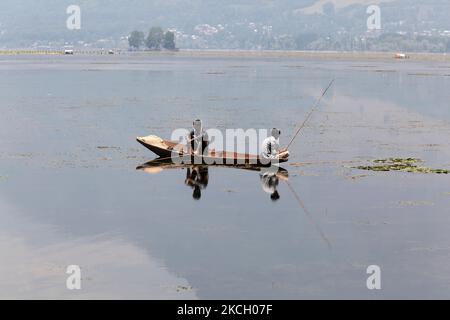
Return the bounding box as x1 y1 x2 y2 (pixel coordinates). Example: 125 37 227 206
355 158 449 174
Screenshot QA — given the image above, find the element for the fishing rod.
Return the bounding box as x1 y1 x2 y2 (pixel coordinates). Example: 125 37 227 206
285 78 335 150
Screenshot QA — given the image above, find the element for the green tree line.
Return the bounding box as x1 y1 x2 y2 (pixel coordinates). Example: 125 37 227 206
128 27 176 50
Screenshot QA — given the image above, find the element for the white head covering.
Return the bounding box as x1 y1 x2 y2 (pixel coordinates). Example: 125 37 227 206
271 128 280 139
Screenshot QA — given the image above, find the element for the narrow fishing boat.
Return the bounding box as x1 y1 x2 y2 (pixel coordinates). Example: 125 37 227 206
136 135 288 166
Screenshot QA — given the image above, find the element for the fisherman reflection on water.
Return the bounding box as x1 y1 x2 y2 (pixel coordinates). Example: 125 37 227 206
138 159 286 201
185 166 209 200
184 165 282 201
259 167 280 201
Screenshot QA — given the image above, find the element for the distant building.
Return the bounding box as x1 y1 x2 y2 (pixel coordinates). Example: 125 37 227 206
394 53 409 59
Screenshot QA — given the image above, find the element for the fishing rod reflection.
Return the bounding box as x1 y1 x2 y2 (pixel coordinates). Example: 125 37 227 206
136 158 289 201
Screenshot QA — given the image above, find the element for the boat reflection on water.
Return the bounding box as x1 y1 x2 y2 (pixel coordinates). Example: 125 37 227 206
136 157 289 200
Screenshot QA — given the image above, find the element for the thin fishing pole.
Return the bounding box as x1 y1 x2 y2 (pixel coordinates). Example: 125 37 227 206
286 78 335 149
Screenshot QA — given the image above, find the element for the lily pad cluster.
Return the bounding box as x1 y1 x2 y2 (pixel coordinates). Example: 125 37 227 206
355 158 449 174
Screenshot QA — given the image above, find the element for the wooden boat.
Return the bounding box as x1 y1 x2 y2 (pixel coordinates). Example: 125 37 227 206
136 135 288 166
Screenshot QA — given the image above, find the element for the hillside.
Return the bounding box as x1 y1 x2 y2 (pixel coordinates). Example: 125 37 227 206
0 0 449 51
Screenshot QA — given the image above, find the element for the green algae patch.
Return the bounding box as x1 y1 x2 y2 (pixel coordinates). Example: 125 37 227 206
373 158 420 165
355 158 449 174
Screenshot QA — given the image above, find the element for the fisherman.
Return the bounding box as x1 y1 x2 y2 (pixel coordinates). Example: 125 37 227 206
188 119 209 156
261 128 289 162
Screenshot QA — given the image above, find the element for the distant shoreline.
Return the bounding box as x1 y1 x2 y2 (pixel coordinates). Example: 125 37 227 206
0 49 449 61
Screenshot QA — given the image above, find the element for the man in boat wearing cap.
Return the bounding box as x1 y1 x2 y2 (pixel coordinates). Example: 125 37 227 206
188 119 209 156
261 128 289 162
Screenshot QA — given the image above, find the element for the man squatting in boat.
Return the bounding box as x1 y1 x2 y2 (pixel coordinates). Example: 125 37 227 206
261 128 290 162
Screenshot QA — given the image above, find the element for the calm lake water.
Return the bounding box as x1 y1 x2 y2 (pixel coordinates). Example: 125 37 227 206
1 53 450 299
